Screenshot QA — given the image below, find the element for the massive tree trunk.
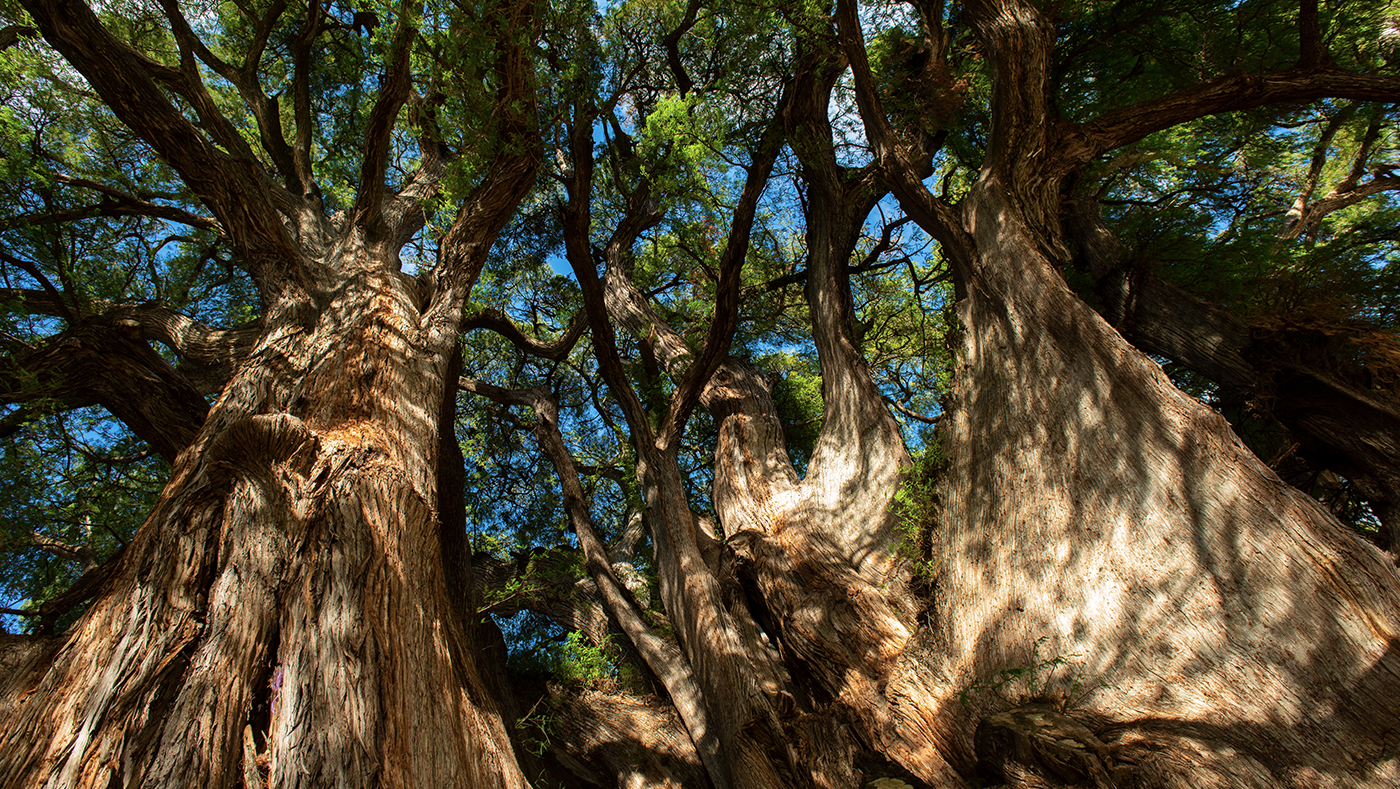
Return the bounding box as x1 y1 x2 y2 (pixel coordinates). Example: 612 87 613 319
0 0 542 784
819 0 1400 784
1124 278 1400 551
929 170 1400 785
0 257 531 789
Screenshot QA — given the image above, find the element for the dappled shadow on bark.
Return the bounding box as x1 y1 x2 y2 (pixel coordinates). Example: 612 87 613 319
933 177 1400 786
514 682 710 789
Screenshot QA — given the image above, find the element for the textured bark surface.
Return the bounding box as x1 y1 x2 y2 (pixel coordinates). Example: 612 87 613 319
0 267 529 789
535 685 710 789
922 172 1400 786
693 30 965 788
8 0 1400 786
1 0 542 784
1081 241 1400 549
821 0 1400 784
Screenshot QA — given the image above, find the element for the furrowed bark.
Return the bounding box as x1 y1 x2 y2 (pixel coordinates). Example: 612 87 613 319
0 2 542 784
0 260 531 789
928 165 1400 786
542 685 709 789
1120 275 1400 547
1071 205 1400 552
692 25 967 786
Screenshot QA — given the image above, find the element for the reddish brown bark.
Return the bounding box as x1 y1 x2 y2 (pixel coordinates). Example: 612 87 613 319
0 0 543 785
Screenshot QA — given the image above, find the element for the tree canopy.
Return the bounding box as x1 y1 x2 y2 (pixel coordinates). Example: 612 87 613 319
1 0 1399 787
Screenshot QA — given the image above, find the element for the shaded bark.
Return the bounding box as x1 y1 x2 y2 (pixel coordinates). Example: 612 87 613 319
817 0 1400 784
532 684 709 789
1074 222 1400 551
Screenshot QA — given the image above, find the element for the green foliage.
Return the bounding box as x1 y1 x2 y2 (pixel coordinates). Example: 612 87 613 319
505 617 639 691
516 694 560 758
553 631 620 686
0 409 163 632
892 441 944 584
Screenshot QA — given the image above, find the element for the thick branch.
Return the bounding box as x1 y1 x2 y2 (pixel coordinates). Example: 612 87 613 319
1281 176 1400 240
289 1 325 192
0 292 259 391
1298 0 1330 69
430 0 542 310
561 106 656 443
0 24 37 50
158 0 299 190
1065 69 1400 169
528 389 730 789
353 1 419 234
462 307 587 362
661 0 702 97
0 322 209 461
834 0 975 271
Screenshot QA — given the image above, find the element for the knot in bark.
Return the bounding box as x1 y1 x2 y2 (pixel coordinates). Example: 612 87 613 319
112 318 143 339
207 413 318 483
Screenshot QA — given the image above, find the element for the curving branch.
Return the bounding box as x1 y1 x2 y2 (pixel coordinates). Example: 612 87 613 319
289 0 327 193
462 307 588 362
561 105 656 444
0 173 223 235
661 0 703 97
834 0 974 270
1064 69 1400 171
428 0 542 313
0 24 37 50
0 321 210 461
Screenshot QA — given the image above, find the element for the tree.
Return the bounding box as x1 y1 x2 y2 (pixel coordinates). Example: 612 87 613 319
1 0 1399 788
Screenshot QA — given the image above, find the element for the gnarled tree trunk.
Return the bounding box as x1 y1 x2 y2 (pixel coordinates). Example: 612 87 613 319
0 256 531 789
0 0 542 783
817 0 1400 783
